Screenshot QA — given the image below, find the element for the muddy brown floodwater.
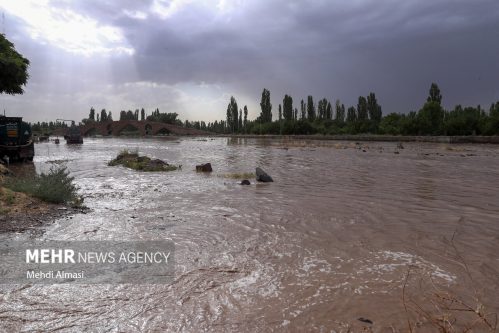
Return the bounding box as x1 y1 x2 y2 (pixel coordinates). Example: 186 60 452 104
1 137 499 332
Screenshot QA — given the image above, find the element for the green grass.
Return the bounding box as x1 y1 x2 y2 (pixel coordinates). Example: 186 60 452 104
4 166 83 206
2 188 15 205
108 150 179 172
0 187 15 213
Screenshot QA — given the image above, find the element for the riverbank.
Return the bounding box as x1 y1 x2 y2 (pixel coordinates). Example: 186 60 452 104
219 134 499 144
0 163 85 234
0 187 80 234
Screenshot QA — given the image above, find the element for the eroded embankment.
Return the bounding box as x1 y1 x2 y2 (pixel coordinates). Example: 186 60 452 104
0 163 81 234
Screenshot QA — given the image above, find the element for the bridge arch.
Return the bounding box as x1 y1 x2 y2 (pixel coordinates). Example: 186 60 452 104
154 127 171 136
116 124 141 136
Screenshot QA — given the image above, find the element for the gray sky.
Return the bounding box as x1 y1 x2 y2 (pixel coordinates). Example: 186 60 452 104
1 0 498 123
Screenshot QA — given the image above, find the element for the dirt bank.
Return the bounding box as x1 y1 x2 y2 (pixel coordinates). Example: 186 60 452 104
0 186 84 234
0 164 84 234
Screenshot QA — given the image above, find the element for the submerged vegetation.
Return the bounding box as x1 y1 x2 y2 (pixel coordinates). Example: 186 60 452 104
220 172 255 179
3 166 83 206
108 150 180 172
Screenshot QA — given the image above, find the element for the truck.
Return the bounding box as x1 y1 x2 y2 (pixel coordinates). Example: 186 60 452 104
58 119 83 144
0 116 34 161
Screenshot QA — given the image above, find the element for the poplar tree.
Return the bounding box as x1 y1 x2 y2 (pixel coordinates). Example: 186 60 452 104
300 99 306 119
243 106 248 132
283 94 293 120
367 92 382 123
259 88 272 123
357 96 368 120
307 96 315 121
427 83 442 105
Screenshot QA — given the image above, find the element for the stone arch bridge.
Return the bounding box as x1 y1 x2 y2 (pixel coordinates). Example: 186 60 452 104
80 120 210 136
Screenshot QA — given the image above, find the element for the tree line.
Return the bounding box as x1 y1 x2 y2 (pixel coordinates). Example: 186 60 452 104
77 83 499 136
81 107 181 126
207 83 499 136
31 121 68 134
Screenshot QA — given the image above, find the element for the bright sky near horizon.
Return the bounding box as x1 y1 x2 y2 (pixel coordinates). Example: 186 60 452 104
1 0 498 123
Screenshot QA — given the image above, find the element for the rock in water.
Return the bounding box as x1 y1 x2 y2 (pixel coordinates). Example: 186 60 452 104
240 179 251 185
196 163 213 172
256 167 273 182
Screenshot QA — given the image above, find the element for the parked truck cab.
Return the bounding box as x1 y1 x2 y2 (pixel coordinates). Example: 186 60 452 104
0 116 35 161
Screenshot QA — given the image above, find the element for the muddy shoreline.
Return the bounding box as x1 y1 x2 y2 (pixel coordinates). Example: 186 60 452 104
0 189 85 235
0 163 86 235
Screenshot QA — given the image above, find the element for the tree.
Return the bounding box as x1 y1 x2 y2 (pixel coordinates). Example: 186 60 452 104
326 101 332 120
417 101 445 135
232 97 239 132
335 100 345 124
226 96 238 133
347 106 357 123
108 111 113 121
283 94 293 120
300 99 306 119
243 106 248 133
367 92 382 123
259 88 272 123
379 113 403 135
147 111 179 124
238 109 243 131
415 84 445 135
0 34 30 95
357 96 368 121
307 96 315 121
127 110 134 120
141 108 145 121
317 98 327 120
88 107 95 121
445 105 482 135
427 83 442 105
100 108 108 122
226 104 232 133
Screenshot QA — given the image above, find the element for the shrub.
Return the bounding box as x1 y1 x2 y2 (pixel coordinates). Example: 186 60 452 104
4 166 82 205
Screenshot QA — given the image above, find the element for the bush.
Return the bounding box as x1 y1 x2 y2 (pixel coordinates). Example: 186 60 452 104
4 166 82 205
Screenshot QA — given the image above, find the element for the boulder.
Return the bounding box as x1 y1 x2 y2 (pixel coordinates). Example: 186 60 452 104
240 179 251 185
196 163 213 172
256 167 273 182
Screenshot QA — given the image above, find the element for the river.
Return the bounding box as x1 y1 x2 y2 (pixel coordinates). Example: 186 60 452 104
1 137 498 332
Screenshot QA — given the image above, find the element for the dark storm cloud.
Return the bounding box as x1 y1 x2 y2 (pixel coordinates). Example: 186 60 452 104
2 0 499 122
110 0 499 111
